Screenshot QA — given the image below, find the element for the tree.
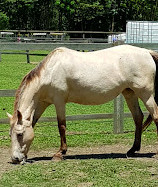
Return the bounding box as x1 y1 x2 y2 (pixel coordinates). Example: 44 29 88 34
0 12 9 29
0 0 158 31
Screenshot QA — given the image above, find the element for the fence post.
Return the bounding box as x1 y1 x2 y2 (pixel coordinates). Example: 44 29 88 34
113 94 124 134
26 50 30 63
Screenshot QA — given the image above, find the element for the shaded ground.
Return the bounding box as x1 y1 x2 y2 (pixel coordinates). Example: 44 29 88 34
1 144 158 178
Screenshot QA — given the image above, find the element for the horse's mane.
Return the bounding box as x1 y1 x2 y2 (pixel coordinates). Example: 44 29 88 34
13 49 61 117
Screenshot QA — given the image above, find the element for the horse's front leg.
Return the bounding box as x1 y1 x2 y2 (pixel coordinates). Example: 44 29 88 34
122 89 144 157
53 103 67 160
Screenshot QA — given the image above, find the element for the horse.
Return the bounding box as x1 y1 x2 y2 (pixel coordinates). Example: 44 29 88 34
7 45 158 164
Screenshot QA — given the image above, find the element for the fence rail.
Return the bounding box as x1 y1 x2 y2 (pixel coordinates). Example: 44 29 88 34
0 43 114 63
0 42 114 51
0 89 124 133
1 43 158 63
1 42 158 51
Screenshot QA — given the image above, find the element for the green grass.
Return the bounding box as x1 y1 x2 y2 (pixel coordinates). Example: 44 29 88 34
0 51 158 186
1 159 158 187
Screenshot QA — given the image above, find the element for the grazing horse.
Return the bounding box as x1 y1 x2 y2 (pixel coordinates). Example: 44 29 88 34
7 45 158 164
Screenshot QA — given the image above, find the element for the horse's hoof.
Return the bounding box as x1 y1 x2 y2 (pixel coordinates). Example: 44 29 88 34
126 151 136 158
52 154 63 162
52 156 63 162
62 150 67 155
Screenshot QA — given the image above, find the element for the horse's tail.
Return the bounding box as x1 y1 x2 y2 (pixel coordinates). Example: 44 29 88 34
142 50 158 131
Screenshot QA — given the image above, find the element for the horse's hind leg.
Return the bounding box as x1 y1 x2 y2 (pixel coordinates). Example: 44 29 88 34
122 89 144 157
53 102 67 160
139 93 158 134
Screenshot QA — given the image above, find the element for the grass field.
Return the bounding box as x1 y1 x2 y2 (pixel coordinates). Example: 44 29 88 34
0 51 158 186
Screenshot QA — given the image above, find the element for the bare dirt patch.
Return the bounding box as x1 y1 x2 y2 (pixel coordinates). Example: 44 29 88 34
1 144 158 178
0 148 16 178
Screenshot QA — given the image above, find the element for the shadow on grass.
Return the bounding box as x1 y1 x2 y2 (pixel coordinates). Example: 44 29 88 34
27 152 156 163
64 152 155 160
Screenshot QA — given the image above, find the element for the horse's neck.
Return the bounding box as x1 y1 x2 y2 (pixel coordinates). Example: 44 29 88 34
17 80 49 126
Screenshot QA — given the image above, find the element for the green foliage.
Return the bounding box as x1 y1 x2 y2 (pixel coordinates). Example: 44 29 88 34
55 0 77 14
0 12 9 29
0 0 158 31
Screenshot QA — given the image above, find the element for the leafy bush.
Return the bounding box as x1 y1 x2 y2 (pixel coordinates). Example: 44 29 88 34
0 12 9 29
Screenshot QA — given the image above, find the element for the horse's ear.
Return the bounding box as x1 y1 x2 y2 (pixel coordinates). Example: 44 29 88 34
7 112 13 120
17 110 22 124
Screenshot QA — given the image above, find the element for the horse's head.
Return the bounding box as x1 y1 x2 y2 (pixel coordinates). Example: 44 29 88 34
7 110 34 164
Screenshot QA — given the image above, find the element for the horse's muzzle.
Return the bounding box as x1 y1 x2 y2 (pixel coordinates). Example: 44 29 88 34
11 156 27 164
11 156 21 164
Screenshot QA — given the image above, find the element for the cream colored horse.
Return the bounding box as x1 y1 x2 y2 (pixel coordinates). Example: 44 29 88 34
7 45 158 164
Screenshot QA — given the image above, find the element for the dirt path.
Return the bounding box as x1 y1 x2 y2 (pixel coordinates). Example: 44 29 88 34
1 144 158 178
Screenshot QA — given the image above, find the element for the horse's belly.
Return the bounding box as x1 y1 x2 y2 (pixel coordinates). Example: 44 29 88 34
67 86 123 105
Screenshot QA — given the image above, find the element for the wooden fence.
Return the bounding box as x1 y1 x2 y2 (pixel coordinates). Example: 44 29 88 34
0 89 134 134
0 43 114 63
0 42 156 133
1 43 158 63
